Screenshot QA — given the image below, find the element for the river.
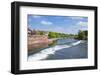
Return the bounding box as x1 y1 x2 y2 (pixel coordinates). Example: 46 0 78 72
28 39 88 61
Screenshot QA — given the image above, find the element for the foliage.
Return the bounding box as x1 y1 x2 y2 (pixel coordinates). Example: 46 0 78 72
48 32 57 38
48 32 75 39
28 28 87 40
75 30 88 40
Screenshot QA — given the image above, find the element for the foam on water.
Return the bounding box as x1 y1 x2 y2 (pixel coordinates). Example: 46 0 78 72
70 40 82 46
28 40 82 61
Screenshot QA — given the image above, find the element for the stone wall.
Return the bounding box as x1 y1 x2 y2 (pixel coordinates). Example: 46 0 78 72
28 35 53 50
28 35 48 45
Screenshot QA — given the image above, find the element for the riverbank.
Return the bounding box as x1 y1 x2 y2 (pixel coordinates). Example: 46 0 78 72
28 35 58 50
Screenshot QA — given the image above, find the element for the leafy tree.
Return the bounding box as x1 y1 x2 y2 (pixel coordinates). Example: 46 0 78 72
76 30 88 40
48 32 56 38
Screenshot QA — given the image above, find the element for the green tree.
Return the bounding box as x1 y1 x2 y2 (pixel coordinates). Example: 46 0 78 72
76 30 88 40
48 32 56 38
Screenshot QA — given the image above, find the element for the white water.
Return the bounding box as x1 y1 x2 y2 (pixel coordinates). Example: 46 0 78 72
28 40 82 61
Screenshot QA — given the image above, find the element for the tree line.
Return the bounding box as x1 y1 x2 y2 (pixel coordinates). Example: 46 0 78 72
28 29 75 39
28 28 87 40
48 32 74 39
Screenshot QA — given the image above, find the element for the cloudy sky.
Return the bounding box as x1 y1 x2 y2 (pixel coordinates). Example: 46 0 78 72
28 15 88 34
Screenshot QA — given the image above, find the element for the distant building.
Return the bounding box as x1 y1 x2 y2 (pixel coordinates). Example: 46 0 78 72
28 27 49 37
44 32 49 36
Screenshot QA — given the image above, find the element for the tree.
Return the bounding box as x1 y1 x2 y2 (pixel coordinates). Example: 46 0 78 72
39 31 45 35
76 30 88 40
48 32 56 38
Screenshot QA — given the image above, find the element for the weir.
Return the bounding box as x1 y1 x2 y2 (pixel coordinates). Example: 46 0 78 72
28 40 83 61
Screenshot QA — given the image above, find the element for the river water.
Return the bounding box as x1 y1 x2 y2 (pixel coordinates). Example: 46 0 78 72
28 39 88 61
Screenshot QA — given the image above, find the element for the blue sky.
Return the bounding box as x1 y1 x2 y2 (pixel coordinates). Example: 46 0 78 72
28 15 88 34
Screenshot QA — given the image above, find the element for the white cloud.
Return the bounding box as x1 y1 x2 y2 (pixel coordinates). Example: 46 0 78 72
41 20 53 25
77 21 87 26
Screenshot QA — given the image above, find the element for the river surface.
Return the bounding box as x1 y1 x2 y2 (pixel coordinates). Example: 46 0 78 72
28 39 88 61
